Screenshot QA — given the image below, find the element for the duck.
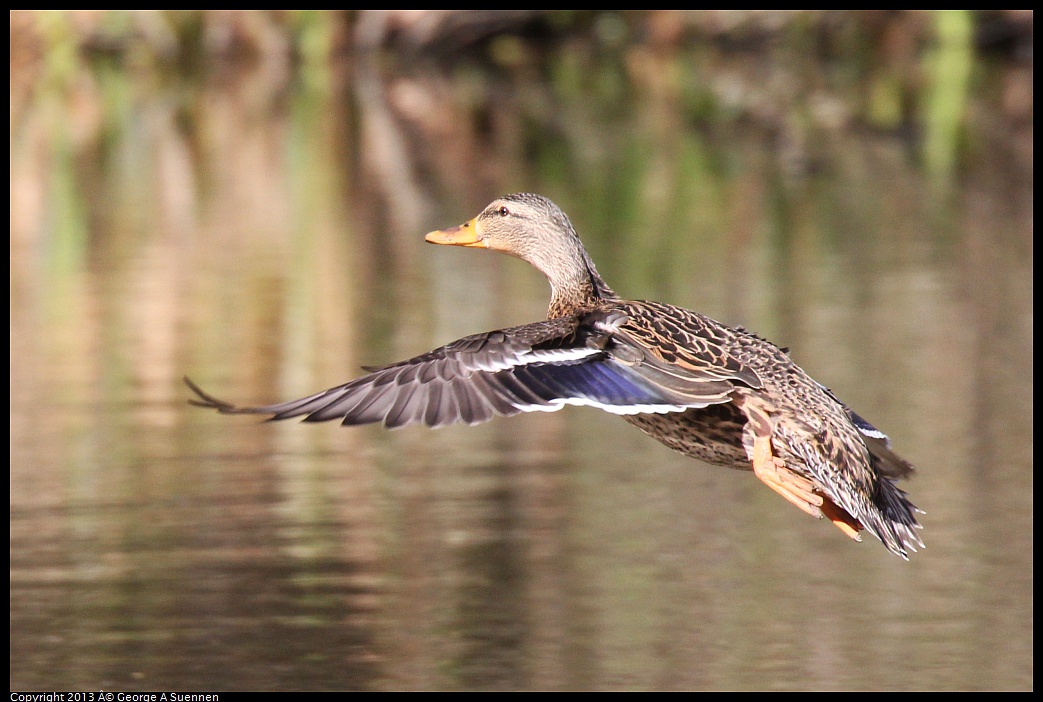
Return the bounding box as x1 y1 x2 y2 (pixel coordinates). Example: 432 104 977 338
186 192 924 558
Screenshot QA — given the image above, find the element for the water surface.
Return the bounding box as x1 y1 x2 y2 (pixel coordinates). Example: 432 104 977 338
10 16 1033 691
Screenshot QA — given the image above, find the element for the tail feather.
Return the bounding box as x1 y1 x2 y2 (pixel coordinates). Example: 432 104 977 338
862 476 925 560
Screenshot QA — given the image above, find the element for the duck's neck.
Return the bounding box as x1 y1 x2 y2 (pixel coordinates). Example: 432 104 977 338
543 246 618 319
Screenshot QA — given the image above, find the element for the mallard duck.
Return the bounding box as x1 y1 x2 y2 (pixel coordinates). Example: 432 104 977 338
187 193 924 558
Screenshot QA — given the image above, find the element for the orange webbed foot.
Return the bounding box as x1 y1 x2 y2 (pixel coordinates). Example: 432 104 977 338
751 435 824 519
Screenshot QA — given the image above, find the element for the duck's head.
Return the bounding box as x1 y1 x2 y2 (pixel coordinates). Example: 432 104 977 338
425 193 573 260
426 193 616 316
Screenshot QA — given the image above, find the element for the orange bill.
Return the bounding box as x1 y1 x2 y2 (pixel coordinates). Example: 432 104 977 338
425 217 487 247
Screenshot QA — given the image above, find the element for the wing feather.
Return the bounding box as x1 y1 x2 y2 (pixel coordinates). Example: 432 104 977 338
186 302 766 429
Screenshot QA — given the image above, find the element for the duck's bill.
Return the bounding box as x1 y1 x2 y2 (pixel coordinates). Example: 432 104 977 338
425 217 487 247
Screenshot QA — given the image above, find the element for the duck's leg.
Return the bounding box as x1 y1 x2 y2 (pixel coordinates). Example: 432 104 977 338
750 433 865 541
751 435 865 541
817 495 864 542
742 398 863 540
751 434 824 518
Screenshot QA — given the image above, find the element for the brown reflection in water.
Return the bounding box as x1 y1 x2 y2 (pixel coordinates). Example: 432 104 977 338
10 14 1033 691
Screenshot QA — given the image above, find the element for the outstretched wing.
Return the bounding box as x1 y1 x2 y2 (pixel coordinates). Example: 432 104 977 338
186 306 763 430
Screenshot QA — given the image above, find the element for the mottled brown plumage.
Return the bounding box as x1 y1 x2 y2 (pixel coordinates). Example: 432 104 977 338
187 193 923 558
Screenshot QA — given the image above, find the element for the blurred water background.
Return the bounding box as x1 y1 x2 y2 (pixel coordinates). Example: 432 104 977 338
9 10 1033 691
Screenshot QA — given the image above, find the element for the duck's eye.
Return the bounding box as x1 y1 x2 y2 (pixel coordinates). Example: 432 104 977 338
498 206 510 217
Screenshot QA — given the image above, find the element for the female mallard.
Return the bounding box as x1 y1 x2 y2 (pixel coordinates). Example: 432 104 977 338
187 193 923 558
